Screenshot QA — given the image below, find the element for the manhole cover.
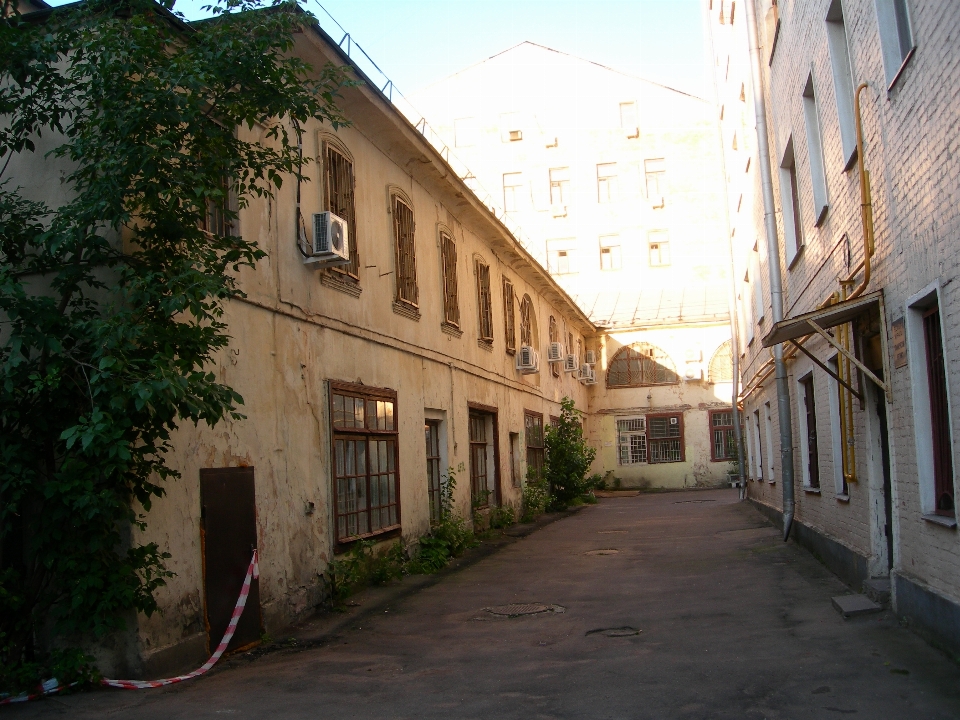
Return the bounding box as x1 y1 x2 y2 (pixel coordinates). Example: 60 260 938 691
586 626 641 637
484 603 564 617
598 530 627 534
673 499 716 504
584 549 620 556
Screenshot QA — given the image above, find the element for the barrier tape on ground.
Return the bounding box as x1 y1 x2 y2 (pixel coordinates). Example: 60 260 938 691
102 549 259 689
0 549 259 705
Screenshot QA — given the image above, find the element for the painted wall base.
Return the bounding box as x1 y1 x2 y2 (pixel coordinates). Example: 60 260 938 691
894 572 960 662
747 498 868 590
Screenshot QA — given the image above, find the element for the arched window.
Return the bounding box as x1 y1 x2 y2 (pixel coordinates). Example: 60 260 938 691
708 340 734 384
519 295 535 347
606 343 678 388
549 316 560 377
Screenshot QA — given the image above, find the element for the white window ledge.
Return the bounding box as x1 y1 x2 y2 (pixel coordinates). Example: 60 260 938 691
835 493 850 503
803 487 822 495
922 513 958 529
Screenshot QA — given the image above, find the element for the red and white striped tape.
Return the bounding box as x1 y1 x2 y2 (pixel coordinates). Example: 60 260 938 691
102 549 259 689
0 549 259 705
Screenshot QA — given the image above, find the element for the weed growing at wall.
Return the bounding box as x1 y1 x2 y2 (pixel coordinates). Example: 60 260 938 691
0 0 351 690
544 398 598 509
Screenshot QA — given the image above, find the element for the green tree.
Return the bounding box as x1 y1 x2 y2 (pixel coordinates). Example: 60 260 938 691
0 0 350 686
543 397 597 507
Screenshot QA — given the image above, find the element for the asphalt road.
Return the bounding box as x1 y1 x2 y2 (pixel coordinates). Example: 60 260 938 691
11 489 960 719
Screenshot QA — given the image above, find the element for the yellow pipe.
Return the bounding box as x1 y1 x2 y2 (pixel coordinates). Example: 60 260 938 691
847 82 875 300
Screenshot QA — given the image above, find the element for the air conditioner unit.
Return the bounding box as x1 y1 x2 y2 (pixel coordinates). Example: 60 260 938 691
516 345 540 374
547 342 564 363
584 350 597 365
563 354 577 373
578 364 596 384
684 365 704 381
304 211 350 266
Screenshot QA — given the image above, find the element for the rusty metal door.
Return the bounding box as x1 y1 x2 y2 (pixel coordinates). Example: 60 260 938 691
200 467 261 654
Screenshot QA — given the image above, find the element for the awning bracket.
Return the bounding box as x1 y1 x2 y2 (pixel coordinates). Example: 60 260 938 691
807 318 890 398
789 339 863 401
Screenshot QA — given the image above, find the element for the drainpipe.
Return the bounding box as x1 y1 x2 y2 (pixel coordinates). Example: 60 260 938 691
744 0 795 540
702 2 747 497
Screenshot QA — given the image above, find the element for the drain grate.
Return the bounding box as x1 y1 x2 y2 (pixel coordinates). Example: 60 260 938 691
484 603 564 617
598 530 628 534
586 626 641 637
584 549 620 556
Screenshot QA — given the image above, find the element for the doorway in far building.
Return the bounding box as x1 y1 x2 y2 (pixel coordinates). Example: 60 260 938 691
200 467 262 654
468 404 500 509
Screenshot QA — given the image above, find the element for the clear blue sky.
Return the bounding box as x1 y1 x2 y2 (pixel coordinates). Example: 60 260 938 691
158 0 707 98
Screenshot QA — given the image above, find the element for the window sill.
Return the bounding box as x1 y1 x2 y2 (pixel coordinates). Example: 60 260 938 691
787 243 805 270
887 46 916 93
441 322 463 338
803 487 821 494
477 338 493 352
922 513 957 529
320 271 362 298
835 493 850 503
767 480 776 486
335 525 401 553
392 300 421 321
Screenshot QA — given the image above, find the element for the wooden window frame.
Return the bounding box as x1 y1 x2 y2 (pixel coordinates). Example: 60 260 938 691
800 375 821 489
392 194 419 308
519 294 534 348
524 411 545 482
329 381 400 548
440 231 460 329
503 277 516 355
322 141 360 281
646 412 685 464
924 304 954 515
475 259 494 344
606 343 679 388
709 409 736 462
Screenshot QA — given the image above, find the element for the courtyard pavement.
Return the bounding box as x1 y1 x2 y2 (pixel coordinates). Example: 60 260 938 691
9 488 960 719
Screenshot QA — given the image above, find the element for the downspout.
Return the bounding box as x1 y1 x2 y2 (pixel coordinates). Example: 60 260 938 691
744 0 795 540
703 1 747 496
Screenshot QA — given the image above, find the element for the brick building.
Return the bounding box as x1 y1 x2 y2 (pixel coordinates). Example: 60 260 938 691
707 0 960 654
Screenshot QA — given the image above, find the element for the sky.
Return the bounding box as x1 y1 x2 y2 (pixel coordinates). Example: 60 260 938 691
146 0 708 99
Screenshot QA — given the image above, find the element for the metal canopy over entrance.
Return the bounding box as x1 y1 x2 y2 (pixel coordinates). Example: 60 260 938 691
761 290 890 402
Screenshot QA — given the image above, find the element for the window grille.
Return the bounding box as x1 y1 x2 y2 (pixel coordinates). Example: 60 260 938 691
440 232 459 326
425 421 442 524
710 410 736 461
392 196 418 306
324 143 359 279
607 343 679 388
708 340 734 383
476 260 493 343
525 412 544 481
648 414 684 464
331 383 399 543
469 413 490 507
617 418 647 465
201 174 233 237
503 278 516 353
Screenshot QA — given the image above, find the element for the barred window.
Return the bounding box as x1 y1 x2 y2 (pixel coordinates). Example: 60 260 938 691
617 417 647 465
469 413 491 507
393 195 418 306
648 413 684 464
520 294 534 347
710 409 736 461
525 411 544 481
440 232 459 327
323 143 359 279
476 259 493 343
549 316 560 378
331 382 399 544
425 421 442 524
503 277 516 354
200 174 234 237
607 343 679 388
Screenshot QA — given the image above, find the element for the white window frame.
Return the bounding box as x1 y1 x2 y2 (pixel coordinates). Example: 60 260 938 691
617 416 648 465
906 282 957 518
796 370 818 489
779 136 804 267
751 252 764 323
825 0 858 169
753 408 764 480
874 0 916 89
763 402 776 482
801 72 829 226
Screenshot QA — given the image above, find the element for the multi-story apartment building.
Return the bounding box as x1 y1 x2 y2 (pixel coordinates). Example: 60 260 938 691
411 42 738 489
708 0 960 655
